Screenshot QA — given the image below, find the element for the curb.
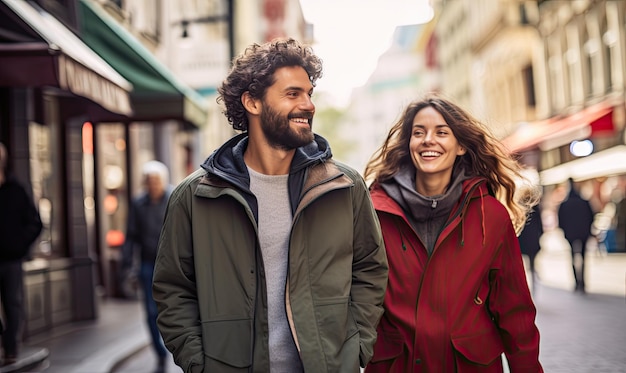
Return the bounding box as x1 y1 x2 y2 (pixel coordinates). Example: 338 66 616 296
69 329 149 373
0 347 49 373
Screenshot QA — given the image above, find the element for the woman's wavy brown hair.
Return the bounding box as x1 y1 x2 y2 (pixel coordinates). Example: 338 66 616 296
363 93 537 234
216 37 323 131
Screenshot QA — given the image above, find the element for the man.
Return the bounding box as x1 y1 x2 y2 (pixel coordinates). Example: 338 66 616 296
0 142 42 365
558 178 595 293
153 38 388 372
121 160 172 373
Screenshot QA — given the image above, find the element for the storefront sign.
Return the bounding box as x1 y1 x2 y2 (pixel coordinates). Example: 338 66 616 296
58 55 132 116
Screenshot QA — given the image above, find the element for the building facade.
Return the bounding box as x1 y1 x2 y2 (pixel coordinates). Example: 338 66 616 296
433 0 626 251
0 0 208 338
1 0 313 340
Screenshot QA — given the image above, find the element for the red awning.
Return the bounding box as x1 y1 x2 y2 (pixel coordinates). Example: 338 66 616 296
502 101 614 153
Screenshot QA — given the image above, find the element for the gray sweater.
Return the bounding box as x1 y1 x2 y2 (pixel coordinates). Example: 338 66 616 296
249 167 303 373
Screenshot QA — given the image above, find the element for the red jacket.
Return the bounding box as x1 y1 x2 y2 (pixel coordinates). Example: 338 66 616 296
365 178 542 372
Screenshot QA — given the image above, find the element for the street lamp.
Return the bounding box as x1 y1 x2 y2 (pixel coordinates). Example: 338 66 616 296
174 0 234 60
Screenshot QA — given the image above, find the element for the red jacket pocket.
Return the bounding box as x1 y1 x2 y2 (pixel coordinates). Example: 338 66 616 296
451 328 504 366
370 329 405 362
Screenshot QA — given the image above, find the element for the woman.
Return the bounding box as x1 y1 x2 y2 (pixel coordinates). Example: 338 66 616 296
363 95 543 372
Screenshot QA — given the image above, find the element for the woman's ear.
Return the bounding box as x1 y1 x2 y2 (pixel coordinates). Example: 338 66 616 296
241 92 261 115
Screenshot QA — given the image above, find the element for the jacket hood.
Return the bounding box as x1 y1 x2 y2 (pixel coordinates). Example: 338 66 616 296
380 163 469 221
199 132 333 221
200 132 333 189
371 172 491 251
379 163 468 252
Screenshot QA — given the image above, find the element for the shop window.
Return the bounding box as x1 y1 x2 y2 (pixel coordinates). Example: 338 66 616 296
95 124 129 297
582 29 596 98
128 123 155 196
547 32 567 111
127 0 161 41
522 64 536 107
28 122 63 258
95 124 128 253
82 122 98 262
565 24 583 104
584 5 609 99
601 2 618 92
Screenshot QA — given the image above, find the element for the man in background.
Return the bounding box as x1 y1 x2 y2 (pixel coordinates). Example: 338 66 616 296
558 178 595 293
121 160 172 373
0 142 42 365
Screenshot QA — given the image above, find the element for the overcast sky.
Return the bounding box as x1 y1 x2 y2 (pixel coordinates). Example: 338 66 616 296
298 0 434 106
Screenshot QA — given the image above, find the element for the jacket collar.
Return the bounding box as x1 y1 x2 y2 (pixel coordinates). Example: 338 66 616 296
371 177 490 250
200 132 333 190
196 134 343 222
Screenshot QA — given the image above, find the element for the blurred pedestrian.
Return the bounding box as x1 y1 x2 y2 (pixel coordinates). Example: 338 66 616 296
363 94 543 372
152 37 388 372
518 189 544 293
612 178 626 252
121 160 172 373
0 142 42 365
616 197 626 251
557 178 595 293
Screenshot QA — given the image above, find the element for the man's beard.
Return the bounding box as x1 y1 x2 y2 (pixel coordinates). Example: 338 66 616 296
260 103 314 150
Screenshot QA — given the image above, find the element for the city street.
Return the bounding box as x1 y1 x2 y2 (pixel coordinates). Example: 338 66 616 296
113 245 626 373
534 285 626 372
3 1 626 373
530 233 626 373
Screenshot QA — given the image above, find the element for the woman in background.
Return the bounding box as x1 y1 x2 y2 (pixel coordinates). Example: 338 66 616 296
518 185 544 294
363 94 543 372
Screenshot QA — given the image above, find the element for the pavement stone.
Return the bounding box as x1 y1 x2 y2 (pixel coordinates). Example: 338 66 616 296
525 229 626 372
111 345 179 373
535 228 626 297
533 285 626 372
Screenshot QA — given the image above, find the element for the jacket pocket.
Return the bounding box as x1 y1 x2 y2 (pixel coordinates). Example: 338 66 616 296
451 328 504 367
315 296 358 341
314 296 360 371
202 317 252 368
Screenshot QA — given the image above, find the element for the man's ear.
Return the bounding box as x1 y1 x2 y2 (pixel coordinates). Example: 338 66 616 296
241 92 261 115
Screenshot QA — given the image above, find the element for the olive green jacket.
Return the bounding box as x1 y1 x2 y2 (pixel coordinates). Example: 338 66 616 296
153 134 387 373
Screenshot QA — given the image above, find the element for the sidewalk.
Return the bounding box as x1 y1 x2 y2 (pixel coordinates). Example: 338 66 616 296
1 297 149 373
534 229 626 297
2 234 624 372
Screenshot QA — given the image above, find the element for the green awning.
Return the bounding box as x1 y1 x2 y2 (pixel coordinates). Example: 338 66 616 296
78 0 207 128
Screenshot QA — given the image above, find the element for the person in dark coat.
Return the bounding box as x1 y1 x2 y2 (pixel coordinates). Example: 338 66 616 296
557 178 595 293
518 201 543 293
0 142 43 365
615 194 626 252
120 160 172 373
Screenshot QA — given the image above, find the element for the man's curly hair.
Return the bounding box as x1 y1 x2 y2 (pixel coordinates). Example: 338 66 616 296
216 38 323 131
